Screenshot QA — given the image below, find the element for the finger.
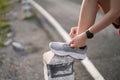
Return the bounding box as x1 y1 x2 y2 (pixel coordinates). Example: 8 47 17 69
69 32 75 38
69 33 75 38
69 29 76 35
69 39 74 46
71 44 80 48
72 27 77 34
70 44 75 48
69 32 73 36
73 30 76 34
69 40 80 48
71 27 77 33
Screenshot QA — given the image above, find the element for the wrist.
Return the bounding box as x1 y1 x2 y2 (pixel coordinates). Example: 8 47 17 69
85 30 94 39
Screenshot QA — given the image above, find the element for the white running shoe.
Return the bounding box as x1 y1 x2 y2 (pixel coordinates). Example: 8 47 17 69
49 42 88 60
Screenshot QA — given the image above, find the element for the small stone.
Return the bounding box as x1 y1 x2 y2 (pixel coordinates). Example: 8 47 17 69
4 39 13 46
7 33 13 38
12 42 24 51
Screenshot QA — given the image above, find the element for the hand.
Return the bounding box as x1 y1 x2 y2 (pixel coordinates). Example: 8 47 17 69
69 27 78 38
69 32 87 48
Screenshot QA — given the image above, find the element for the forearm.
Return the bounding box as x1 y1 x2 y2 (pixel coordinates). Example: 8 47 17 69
89 10 120 34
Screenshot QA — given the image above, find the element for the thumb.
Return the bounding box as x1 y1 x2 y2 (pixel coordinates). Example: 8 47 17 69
70 44 75 48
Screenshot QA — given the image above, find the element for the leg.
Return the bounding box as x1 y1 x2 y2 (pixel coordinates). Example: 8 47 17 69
77 0 99 34
98 0 110 14
98 0 120 28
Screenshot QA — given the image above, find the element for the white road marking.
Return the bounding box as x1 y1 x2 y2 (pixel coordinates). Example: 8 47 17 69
29 0 105 80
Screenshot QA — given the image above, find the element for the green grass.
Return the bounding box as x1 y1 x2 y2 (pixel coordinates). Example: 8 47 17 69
0 16 7 22
0 1 11 13
0 41 5 47
0 0 11 7
23 13 37 20
0 23 10 29
0 0 11 47
0 28 10 41
0 25 10 47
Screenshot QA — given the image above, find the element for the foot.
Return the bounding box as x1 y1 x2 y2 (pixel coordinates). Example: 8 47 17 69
49 42 88 60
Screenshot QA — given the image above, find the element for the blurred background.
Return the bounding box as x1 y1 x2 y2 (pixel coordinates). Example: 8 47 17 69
0 0 120 80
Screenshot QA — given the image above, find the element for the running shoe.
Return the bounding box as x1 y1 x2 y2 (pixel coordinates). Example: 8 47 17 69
49 42 88 60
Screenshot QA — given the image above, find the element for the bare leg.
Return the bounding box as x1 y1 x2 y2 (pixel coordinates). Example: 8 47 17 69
77 0 99 34
98 0 110 13
98 0 120 26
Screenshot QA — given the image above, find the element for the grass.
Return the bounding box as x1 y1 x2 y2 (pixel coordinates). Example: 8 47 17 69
0 16 7 22
23 12 37 20
0 23 10 29
0 0 12 47
0 25 11 47
0 41 5 47
0 1 11 14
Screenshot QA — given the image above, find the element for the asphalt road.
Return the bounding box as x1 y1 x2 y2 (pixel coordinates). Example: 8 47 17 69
34 0 120 80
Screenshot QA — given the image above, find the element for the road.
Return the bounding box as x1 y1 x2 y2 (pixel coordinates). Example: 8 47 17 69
34 0 120 80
